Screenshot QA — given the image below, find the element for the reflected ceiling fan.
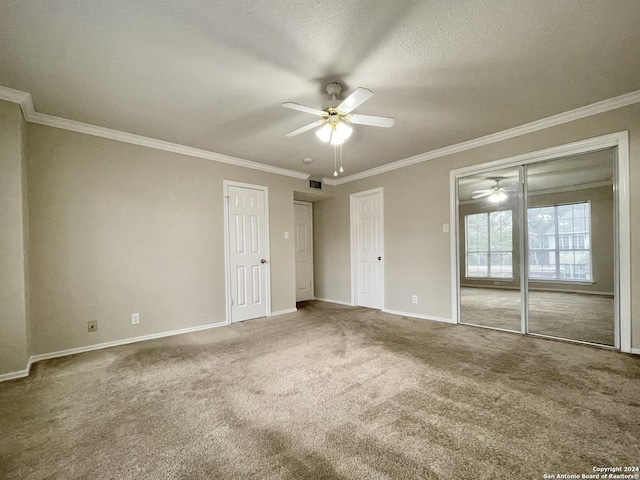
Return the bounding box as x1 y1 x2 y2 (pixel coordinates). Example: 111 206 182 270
282 82 395 146
472 177 512 202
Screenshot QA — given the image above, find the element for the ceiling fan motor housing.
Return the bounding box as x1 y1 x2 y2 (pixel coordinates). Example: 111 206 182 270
326 112 341 126
322 82 344 111
322 99 342 112
325 82 342 97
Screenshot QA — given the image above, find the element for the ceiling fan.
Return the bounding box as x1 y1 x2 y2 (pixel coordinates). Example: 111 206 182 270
282 82 395 145
472 177 512 202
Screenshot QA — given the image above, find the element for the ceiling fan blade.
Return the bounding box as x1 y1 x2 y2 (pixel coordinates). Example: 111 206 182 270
347 113 395 128
472 191 493 199
471 189 491 194
282 102 326 116
337 87 373 113
285 119 326 137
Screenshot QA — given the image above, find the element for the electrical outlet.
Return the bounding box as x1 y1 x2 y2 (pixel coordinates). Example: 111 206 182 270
87 321 97 332
131 313 140 325
412 295 418 304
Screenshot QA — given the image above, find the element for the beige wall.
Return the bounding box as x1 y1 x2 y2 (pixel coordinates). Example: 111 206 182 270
0 101 29 375
2 98 639 375
459 185 614 294
314 103 640 347
25 123 308 356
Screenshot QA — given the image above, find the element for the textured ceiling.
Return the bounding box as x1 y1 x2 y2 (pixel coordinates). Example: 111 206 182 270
1 1 639 178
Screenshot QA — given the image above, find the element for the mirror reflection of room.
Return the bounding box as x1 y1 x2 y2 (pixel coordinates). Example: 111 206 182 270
526 149 615 346
457 148 616 347
458 167 521 332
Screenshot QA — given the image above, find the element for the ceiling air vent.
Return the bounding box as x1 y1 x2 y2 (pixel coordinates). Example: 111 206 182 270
309 179 322 190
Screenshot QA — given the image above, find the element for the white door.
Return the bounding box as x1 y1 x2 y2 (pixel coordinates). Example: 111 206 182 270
294 202 313 302
226 183 269 322
352 189 384 309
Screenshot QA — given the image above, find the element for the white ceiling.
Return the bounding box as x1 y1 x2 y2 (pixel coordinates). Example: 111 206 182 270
1 1 639 179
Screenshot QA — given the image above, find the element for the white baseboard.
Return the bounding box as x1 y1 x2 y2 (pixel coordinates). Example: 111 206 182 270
0 366 31 382
4 314 634 382
270 308 297 316
382 308 455 324
313 297 354 307
25 321 227 372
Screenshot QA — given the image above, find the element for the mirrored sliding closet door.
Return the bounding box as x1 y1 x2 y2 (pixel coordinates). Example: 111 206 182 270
455 145 619 349
525 149 616 346
457 166 522 332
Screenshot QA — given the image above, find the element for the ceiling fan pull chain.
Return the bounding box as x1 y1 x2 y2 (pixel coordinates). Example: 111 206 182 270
339 144 344 173
333 145 338 177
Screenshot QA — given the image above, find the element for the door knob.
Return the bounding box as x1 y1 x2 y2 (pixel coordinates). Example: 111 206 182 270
377 256 382 261
261 259 266 264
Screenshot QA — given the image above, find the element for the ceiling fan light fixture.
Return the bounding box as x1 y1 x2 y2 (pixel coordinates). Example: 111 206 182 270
489 191 508 203
283 82 394 176
330 121 352 146
315 123 332 143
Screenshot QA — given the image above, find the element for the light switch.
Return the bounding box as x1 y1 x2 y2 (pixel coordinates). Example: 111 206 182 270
284 231 289 239
443 223 449 233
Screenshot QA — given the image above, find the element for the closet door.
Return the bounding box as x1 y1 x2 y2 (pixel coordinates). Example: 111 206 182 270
525 150 616 346
457 166 522 332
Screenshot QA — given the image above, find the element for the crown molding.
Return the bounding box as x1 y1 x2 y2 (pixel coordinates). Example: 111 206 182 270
0 86 310 180
322 177 338 186
27 110 310 179
3 85 639 184
0 85 36 118
330 89 640 185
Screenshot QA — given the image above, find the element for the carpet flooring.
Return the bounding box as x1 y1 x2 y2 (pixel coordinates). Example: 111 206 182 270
460 287 615 345
1 301 638 479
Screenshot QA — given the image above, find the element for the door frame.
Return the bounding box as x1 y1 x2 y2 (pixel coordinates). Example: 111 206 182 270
294 200 314 301
223 180 271 325
350 187 385 308
449 131 631 352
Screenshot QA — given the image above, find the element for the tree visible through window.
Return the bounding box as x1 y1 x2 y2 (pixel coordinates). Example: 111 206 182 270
465 211 513 278
528 202 592 281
